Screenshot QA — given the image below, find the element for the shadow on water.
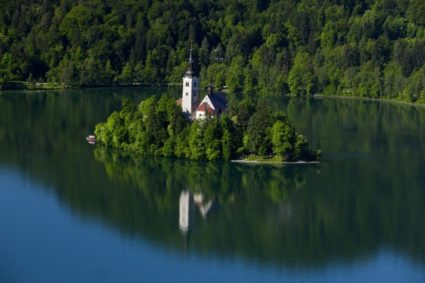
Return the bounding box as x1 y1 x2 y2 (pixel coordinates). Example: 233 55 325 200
1 88 425 268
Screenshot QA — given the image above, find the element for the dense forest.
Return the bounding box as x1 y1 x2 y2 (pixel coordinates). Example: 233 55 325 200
1 0 425 101
94 95 320 161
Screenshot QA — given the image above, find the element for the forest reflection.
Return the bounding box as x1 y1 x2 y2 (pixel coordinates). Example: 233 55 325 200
93 147 425 268
93 147 315 258
1 89 425 268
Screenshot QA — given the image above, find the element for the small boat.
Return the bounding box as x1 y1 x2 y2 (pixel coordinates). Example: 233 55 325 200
86 135 96 144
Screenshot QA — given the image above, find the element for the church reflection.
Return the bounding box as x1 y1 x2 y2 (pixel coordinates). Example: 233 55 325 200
179 190 214 234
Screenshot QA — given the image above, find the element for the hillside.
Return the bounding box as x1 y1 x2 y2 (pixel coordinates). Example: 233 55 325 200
1 0 425 101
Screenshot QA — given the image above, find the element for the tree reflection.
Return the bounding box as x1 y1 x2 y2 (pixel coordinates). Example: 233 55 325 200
1 90 425 268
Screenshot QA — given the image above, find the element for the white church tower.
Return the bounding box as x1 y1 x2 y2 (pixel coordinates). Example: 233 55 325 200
181 48 199 116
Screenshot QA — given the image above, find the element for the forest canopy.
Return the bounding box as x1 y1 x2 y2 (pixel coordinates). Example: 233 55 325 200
1 0 425 101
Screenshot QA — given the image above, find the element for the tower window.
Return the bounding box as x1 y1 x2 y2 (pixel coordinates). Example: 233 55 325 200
186 92 189 96
185 82 189 86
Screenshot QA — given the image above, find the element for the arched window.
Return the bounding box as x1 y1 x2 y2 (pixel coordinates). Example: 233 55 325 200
185 82 189 87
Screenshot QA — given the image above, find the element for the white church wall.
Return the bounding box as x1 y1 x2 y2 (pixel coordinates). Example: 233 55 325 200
182 77 193 114
196 110 206 120
181 77 199 115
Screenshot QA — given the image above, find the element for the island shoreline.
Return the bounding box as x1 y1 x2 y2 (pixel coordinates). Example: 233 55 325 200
231 159 320 165
313 94 425 109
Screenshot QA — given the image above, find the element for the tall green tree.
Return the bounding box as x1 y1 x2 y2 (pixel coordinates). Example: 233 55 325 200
288 51 317 96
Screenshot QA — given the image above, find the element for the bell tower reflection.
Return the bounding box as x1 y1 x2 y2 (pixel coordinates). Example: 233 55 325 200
179 190 214 234
179 190 191 234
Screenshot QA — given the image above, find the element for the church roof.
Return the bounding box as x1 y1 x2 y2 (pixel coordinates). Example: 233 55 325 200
197 102 215 114
209 92 228 110
196 92 228 115
185 66 194 77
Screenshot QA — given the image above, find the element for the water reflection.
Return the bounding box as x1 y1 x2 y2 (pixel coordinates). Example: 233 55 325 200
179 190 214 234
178 191 190 234
91 148 316 266
194 193 214 218
1 89 425 269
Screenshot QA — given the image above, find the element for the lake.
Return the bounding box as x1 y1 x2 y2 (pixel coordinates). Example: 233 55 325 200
1 87 425 282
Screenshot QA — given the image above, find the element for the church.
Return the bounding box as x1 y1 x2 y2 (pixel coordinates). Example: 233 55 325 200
176 49 228 120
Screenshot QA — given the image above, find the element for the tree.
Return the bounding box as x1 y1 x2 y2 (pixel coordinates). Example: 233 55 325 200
288 51 317 96
407 0 425 27
103 60 116 83
189 122 205 160
60 6 93 46
119 62 133 84
403 66 425 102
1 52 22 81
203 119 222 160
226 55 245 93
294 134 312 160
271 120 295 161
383 62 404 99
245 101 274 155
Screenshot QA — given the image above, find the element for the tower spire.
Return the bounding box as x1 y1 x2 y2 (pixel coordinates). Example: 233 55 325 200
189 43 193 64
185 43 194 77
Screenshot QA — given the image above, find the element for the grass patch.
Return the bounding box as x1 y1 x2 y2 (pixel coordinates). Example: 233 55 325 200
0 81 67 90
243 155 284 162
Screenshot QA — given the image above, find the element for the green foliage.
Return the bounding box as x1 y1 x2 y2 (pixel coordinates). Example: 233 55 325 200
95 96 319 162
271 120 295 161
245 101 274 155
226 56 245 93
403 66 425 102
288 51 317 96
3 0 424 99
189 122 205 160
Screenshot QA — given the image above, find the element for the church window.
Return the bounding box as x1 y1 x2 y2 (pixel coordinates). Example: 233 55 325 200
185 82 189 87
186 92 189 96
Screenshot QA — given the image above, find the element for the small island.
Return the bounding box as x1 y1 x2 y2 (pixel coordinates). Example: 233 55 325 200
94 95 319 163
94 51 319 163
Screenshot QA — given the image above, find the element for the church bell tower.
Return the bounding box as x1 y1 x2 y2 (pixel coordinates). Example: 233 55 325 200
182 48 199 116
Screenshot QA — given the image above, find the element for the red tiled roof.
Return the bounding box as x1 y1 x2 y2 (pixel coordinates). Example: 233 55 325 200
197 102 215 114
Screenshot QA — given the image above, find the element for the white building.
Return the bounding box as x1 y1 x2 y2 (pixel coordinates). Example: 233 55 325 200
178 49 199 117
177 49 227 120
195 85 228 120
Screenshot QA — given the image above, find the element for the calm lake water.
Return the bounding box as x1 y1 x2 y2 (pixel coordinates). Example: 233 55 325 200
1 88 425 282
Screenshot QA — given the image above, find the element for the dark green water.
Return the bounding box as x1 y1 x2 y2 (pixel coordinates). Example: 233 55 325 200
1 88 425 282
